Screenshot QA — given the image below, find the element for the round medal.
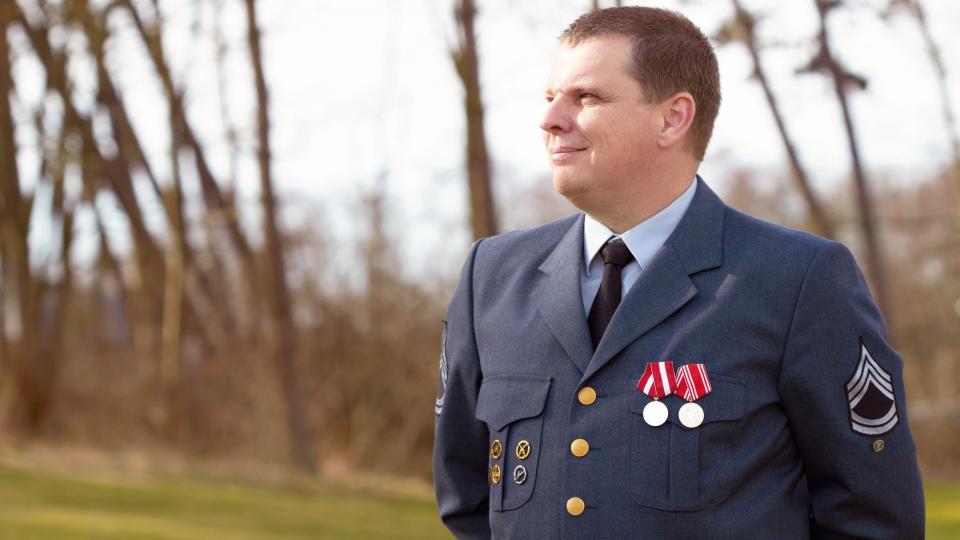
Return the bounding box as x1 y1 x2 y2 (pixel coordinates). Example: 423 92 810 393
642 400 668 426
678 402 704 428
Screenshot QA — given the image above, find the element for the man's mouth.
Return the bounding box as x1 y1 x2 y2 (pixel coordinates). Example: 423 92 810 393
551 146 587 158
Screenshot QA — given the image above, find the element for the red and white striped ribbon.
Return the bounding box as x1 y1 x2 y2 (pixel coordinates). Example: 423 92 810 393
636 361 677 400
675 363 712 401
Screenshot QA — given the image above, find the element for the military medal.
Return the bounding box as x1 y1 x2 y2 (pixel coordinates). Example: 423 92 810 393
490 439 503 459
490 464 501 485
636 361 677 427
513 465 527 485
678 402 704 428
675 363 712 428
515 440 531 460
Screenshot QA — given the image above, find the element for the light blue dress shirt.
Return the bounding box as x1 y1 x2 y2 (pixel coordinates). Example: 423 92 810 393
580 177 698 315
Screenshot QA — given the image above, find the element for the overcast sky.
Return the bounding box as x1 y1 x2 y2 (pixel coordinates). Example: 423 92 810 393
14 0 960 282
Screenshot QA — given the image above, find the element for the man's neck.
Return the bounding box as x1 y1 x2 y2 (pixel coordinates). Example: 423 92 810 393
589 171 697 234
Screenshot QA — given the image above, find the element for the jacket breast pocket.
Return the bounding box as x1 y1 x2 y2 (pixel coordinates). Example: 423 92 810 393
475 374 551 512
628 373 746 511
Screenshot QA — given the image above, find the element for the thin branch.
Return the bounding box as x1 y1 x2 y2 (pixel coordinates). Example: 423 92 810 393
726 0 835 238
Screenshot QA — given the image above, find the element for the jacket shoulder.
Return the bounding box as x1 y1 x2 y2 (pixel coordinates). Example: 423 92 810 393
475 214 580 266
722 205 834 262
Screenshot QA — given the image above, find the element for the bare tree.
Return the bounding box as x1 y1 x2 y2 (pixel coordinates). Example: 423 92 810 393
7 2 162 428
452 0 498 240
884 0 960 222
244 0 316 473
13 2 167 331
74 1 212 390
119 0 262 327
28 110 76 431
717 0 835 239
802 0 891 320
0 1 33 401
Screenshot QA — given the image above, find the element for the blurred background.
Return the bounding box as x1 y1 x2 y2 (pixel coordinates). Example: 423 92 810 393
0 0 957 538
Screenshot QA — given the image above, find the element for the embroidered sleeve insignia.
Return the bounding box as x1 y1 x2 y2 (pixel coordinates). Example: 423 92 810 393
846 337 898 436
435 321 449 416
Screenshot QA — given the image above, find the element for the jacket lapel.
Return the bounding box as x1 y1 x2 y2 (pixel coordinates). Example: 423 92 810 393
581 177 726 383
534 214 594 374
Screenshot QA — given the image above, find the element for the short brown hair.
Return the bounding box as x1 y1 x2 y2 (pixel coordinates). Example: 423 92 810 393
560 7 721 161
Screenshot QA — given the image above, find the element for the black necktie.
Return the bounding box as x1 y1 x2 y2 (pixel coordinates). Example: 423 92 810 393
587 238 634 349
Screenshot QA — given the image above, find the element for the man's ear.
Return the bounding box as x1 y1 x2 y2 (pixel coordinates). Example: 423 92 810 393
657 92 696 150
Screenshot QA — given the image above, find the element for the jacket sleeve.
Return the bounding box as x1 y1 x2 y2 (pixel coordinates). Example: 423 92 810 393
778 241 924 539
433 239 491 539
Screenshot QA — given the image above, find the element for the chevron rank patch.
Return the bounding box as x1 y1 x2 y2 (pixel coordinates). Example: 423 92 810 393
435 321 449 416
846 338 898 436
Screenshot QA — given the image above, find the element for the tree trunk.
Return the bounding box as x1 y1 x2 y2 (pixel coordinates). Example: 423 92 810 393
0 2 34 417
901 0 960 222
452 0 498 240
731 0 835 239
811 0 891 322
12 2 167 329
244 0 316 473
120 0 262 326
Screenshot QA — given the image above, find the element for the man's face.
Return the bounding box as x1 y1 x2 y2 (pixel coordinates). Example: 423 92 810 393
540 36 662 210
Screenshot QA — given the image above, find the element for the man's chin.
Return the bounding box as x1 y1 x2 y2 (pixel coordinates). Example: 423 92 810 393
552 176 591 209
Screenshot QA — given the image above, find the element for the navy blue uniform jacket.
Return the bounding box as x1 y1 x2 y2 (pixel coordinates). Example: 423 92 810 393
433 177 924 539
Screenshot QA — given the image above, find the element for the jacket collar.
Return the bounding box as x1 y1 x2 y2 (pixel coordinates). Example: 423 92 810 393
535 175 725 378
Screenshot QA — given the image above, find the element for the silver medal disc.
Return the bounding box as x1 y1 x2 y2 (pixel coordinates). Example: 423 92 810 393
642 400 669 427
678 402 704 428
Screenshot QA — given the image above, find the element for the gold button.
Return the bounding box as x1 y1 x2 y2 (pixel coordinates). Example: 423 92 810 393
578 387 597 405
873 439 885 453
515 440 531 460
566 496 585 516
490 464 501 485
490 439 503 459
570 438 590 457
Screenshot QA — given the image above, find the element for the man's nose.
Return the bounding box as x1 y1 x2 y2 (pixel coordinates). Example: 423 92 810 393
539 98 572 134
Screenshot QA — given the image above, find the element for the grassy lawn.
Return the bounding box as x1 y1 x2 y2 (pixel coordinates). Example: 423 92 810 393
927 482 960 539
0 463 956 539
0 464 451 540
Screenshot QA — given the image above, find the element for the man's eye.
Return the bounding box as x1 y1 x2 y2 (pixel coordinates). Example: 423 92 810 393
579 93 597 102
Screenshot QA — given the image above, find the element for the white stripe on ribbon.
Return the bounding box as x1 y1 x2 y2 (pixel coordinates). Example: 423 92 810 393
658 362 672 394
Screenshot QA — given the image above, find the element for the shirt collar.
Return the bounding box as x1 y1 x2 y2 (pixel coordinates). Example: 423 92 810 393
583 176 698 276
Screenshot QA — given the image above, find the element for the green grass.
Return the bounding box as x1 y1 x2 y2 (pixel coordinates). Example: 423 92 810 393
927 482 960 539
0 463 956 539
0 464 451 539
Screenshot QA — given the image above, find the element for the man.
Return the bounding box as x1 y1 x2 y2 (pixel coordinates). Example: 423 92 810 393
433 7 924 539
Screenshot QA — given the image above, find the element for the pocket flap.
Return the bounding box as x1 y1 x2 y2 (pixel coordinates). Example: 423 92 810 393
674 374 745 425
476 374 552 431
